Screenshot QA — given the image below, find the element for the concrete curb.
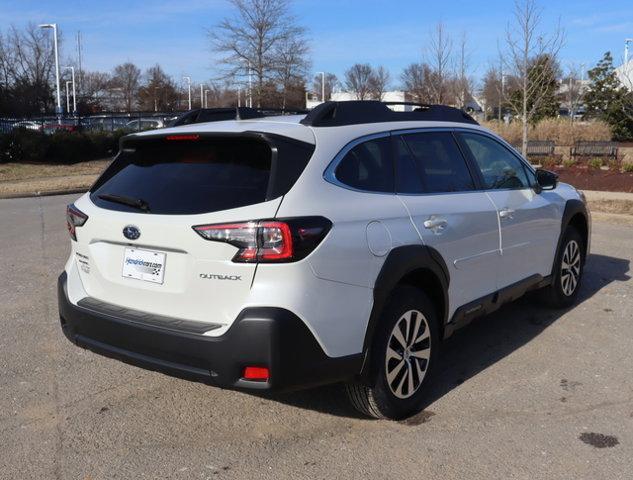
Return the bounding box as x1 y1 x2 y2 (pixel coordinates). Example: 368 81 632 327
0 188 87 200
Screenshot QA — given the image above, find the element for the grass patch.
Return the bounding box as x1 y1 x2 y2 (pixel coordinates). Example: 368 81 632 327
588 199 633 215
0 159 110 183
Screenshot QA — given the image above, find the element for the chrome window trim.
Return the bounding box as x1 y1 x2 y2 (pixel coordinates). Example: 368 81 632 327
322 125 538 195
323 131 394 195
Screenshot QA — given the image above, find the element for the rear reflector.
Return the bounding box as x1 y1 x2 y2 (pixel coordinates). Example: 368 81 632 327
243 366 269 381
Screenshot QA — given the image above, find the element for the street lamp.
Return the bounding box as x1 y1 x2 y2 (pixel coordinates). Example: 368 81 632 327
204 89 210 108
39 23 61 123
63 66 76 114
65 81 71 113
316 71 325 102
625 39 633 65
200 84 204 108
247 62 253 108
182 76 192 110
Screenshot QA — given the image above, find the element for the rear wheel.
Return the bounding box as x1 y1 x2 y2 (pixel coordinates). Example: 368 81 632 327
539 226 585 308
346 286 439 419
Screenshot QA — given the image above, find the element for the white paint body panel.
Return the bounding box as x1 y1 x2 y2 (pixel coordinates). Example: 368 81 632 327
398 192 501 318
63 115 587 360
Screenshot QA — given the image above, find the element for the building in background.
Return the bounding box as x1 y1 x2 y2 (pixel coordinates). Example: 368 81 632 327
615 60 633 90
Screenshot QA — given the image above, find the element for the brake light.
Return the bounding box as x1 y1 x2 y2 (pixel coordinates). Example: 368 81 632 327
66 204 88 241
192 217 331 263
165 134 200 141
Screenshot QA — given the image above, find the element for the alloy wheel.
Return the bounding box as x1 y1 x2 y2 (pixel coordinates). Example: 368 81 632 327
561 239 581 296
384 309 431 399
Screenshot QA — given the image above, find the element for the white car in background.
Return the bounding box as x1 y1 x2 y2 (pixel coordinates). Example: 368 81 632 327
125 118 165 131
58 101 590 419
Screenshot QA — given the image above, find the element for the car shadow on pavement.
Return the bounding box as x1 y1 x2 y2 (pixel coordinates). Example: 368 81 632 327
265 253 630 419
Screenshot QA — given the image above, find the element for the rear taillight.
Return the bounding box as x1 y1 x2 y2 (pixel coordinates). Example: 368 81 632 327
193 217 331 263
66 204 88 241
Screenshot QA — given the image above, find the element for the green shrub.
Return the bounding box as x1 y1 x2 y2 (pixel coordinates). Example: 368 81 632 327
623 162 633 173
588 158 603 169
46 131 94 163
0 129 125 164
539 156 558 168
562 158 576 168
0 129 48 163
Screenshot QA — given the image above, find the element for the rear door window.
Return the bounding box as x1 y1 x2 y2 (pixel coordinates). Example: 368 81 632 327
91 136 275 215
400 131 475 193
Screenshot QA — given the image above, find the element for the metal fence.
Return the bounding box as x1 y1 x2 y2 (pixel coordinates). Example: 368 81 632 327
0 112 184 135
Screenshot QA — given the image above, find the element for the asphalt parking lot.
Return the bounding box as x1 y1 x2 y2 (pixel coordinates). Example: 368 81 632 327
1 193 632 479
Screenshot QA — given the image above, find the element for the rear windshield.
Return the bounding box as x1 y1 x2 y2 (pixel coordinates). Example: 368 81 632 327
91 136 287 215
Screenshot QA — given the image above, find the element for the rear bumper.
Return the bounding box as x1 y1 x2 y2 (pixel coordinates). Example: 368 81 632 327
58 272 362 392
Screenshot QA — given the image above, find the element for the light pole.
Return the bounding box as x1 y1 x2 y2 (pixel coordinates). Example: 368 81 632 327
65 81 71 113
39 23 62 123
625 39 633 65
182 76 192 110
63 66 76 114
204 89 210 108
200 84 204 108
248 62 253 108
316 71 325 102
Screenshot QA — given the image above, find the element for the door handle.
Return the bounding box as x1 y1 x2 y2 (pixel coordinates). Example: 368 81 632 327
499 208 515 220
423 216 448 233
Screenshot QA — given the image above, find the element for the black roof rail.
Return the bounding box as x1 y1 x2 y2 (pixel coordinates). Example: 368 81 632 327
300 100 479 127
171 107 308 127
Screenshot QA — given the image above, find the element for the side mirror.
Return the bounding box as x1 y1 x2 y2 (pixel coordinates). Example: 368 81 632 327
536 169 558 191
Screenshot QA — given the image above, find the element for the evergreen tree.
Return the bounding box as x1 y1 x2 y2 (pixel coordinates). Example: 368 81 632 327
584 52 633 141
509 54 560 125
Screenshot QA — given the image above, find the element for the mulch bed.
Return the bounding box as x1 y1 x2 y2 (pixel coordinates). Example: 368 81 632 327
552 166 633 193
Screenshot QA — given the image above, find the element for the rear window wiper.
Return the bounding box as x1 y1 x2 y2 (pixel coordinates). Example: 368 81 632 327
97 193 151 212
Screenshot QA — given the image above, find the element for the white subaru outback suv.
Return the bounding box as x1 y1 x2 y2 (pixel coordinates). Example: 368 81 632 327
58 101 590 419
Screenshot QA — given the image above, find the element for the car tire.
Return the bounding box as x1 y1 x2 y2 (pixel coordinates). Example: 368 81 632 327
346 285 439 420
539 226 585 308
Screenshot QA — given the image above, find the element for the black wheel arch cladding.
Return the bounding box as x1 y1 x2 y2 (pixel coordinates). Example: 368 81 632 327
557 199 589 262
360 245 449 378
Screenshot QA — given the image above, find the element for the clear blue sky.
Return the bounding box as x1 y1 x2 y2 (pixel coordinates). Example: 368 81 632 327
1 0 632 88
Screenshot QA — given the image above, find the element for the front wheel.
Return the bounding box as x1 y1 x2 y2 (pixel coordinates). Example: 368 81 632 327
346 286 439 419
539 226 585 308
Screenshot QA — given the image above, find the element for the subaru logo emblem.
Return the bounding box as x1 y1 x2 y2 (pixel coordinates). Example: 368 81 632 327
123 225 140 240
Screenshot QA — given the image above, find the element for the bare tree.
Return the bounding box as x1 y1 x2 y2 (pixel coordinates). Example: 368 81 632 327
454 32 472 108
78 70 110 112
344 63 374 100
560 64 585 124
273 35 310 109
110 63 141 112
138 64 179 112
313 72 338 101
503 0 565 156
1 24 58 114
210 0 308 107
481 65 503 120
427 22 452 104
401 63 434 103
369 66 390 101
